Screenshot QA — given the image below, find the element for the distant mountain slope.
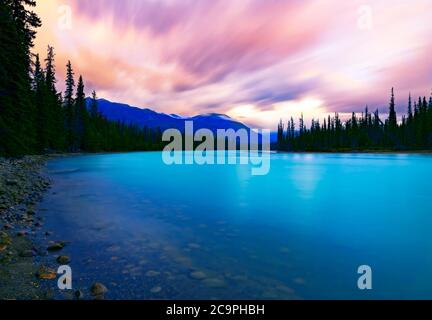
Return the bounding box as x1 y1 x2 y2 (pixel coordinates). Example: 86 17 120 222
86 98 251 133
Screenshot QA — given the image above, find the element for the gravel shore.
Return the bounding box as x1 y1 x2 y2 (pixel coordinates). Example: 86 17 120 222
0 156 52 299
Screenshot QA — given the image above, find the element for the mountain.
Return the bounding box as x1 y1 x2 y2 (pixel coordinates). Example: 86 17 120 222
86 98 251 133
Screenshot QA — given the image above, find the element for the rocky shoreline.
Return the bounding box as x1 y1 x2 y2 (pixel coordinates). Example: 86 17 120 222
0 155 111 300
0 156 53 299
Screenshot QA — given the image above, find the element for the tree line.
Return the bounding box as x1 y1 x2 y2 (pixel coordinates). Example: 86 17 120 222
277 88 432 151
0 0 164 157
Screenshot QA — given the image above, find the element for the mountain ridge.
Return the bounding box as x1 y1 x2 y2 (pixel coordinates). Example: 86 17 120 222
86 98 251 133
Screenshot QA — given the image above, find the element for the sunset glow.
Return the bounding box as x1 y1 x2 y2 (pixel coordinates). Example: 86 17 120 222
34 0 432 128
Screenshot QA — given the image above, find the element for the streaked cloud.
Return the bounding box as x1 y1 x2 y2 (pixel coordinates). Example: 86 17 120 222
34 0 432 128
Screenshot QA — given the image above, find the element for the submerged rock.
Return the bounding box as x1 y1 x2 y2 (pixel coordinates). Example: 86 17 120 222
293 277 306 285
202 278 227 288
187 243 201 249
0 232 12 245
150 286 162 294
90 283 108 297
19 249 36 257
190 271 207 280
74 290 84 300
36 266 57 280
57 255 71 264
5 179 19 186
145 270 160 277
47 241 66 251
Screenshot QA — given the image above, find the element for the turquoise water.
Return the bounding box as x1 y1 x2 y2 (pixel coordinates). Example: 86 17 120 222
38 152 432 299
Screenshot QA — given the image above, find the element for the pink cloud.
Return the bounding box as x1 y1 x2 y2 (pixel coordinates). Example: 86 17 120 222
34 0 432 128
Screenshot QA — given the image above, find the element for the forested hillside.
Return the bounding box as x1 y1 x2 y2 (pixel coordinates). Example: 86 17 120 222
277 88 432 152
0 0 163 157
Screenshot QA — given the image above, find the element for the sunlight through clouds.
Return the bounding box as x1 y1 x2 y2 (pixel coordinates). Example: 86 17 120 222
34 0 432 128
227 98 326 128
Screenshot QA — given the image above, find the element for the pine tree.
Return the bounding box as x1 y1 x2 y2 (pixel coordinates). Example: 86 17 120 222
32 53 49 151
299 114 305 135
74 75 89 150
90 90 99 118
0 0 164 156
407 93 413 123
44 45 65 151
277 119 284 147
275 89 432 152
388 88 397 129
45 46 56 91
0 0 40 155
64 60 75 150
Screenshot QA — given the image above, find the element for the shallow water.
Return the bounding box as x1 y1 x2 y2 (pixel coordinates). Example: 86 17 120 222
38 152 432 299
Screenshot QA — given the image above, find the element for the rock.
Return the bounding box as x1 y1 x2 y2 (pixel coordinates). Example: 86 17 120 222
19 249 36 257
138 259 148 265
150 286 162 294
90 283 108 296
0 233 11 250
47 241 65 251
57 255 71 264
106 245 121 252
202 278 227 288
61 291 75 300
188 243 201 249
34 246 47 256
275 285 295 295
36 266 57 280
280 247 291 254
74 290 84 300
293 277 306 285
5 179 18 186
190 271 207 280
145 270 161 277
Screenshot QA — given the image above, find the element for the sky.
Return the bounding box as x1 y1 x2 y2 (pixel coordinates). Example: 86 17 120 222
34 0 432 128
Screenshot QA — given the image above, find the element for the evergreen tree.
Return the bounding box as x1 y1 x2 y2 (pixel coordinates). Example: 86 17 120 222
388 87 397 130
32 53 49 151
277 119 284 148
64 60 75 150
74 75 89 150
44 45 65 150
0 0 165 156
0 0 40 156
276 89 432 152
90 90 99 118
407 93 413 123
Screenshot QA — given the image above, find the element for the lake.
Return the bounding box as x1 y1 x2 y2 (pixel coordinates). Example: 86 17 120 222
38 152 432 299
